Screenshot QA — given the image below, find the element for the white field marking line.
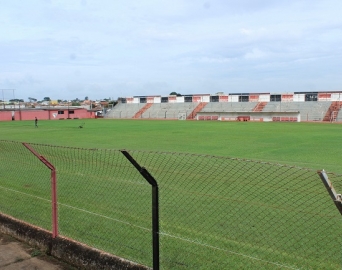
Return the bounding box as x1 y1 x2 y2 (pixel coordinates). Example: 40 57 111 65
160 232 301 270
58 202 150 232
0 186 302 269
0 186 51 203
0 185 150 233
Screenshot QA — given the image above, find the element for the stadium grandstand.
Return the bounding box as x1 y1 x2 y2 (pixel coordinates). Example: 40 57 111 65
105 91 342 122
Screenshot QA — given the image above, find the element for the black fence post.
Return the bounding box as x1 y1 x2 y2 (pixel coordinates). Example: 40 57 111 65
121 150 159 270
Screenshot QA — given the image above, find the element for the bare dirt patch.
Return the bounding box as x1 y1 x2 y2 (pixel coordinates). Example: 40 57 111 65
0 230 77 270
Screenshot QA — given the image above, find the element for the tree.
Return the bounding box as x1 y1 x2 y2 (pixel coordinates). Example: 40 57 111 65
43 97 51 101
108 100 117 106
9 99 24 103
28 97 37 102
84 96 88 100
170 92 182 96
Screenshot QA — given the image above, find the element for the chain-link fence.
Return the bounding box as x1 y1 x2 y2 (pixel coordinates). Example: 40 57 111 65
0 140 341 269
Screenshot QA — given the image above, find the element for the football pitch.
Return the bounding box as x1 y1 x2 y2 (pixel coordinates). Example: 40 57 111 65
1 118 342 173
1 119 342 269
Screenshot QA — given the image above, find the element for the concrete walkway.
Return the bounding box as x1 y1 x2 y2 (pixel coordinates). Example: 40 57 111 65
0 231 75 270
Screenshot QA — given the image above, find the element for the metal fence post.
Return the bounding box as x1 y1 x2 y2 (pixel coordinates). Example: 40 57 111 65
318 169 342 215
22 143 58 238
121 150 159 270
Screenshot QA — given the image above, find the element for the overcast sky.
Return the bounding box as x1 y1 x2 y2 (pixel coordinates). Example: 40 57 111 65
0 0 341 101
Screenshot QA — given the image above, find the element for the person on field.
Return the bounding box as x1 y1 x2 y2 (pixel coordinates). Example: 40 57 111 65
35 117 38 128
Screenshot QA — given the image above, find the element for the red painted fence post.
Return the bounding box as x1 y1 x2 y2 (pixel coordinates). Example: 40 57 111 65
22 143 58 238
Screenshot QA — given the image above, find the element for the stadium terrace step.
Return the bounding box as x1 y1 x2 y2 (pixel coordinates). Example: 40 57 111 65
323 101 342 122
253 102 268 112
133 103 153 119
187 102 208 120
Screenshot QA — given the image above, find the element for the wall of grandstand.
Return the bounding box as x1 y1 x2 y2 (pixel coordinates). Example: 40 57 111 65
196 111 300 122
0 108 95 121
119 91 342 104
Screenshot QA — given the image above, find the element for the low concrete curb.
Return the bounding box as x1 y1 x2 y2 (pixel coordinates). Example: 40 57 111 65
0 213 150 270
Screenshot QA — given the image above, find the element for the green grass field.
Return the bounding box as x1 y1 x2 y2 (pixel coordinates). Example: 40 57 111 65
1 119 342 269
1 119 342 173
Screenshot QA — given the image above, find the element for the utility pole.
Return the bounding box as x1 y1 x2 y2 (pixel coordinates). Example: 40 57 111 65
1 89 15 109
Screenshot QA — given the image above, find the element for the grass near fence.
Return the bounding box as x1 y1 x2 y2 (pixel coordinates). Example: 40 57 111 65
1 141 341 269
1 119 342 269
1 118 342 172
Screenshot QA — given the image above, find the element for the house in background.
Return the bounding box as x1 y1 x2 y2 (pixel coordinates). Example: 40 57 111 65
0 107 96 121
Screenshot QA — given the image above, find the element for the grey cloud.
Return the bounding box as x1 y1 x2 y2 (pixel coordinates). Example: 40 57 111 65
0 0 341 100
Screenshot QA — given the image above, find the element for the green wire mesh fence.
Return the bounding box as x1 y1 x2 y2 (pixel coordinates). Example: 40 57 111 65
0 140 341 269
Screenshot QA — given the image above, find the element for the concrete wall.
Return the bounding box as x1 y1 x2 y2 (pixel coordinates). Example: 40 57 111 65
0 213 149 270
0 111 15 121
0 109 95 121
197 111 300 122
